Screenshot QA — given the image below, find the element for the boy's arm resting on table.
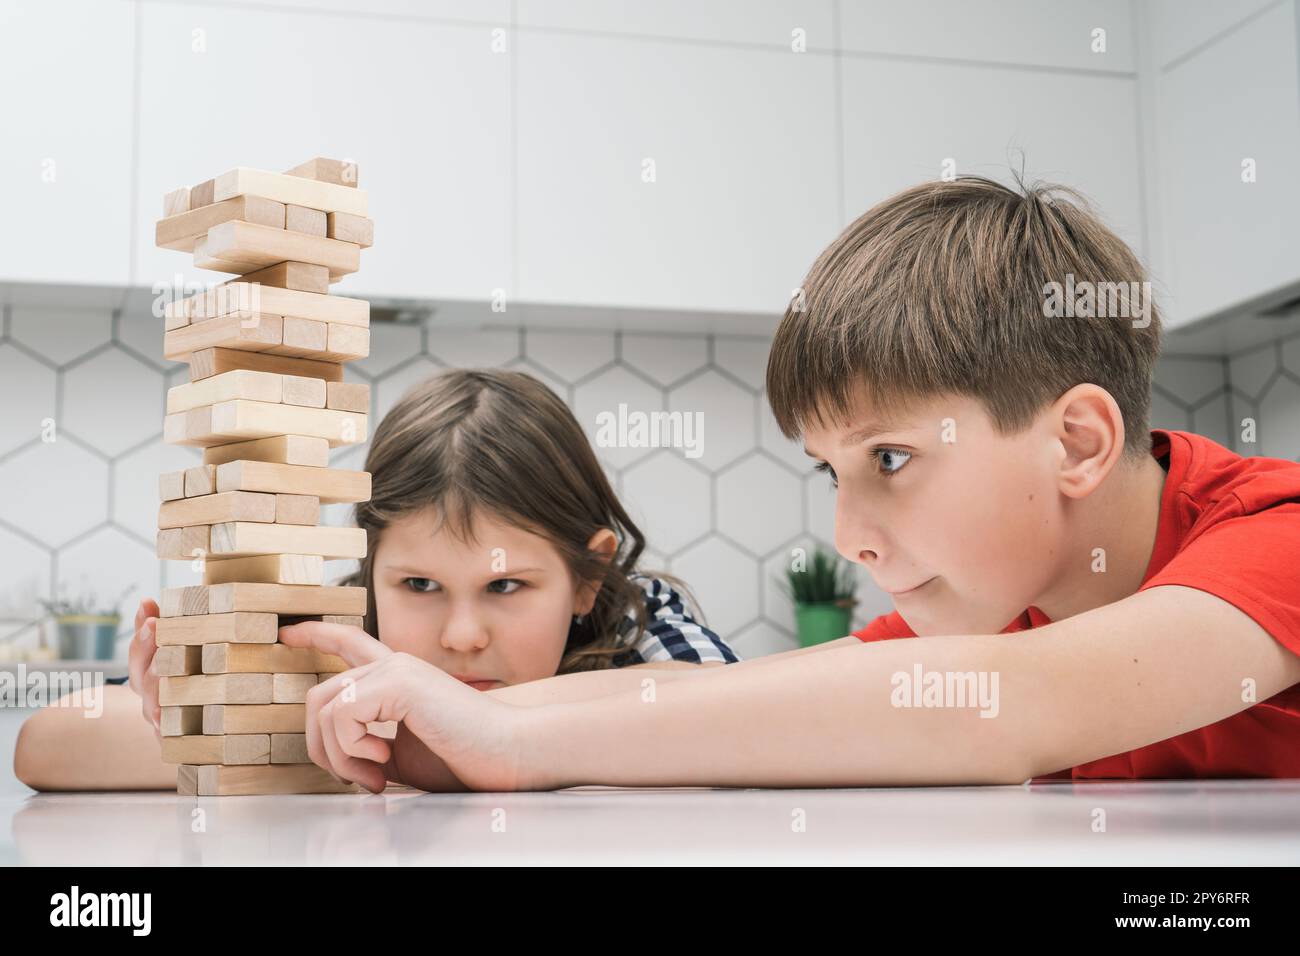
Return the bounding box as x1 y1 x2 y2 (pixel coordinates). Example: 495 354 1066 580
519 585 1300 789
485 637 858 708
14 685 175 792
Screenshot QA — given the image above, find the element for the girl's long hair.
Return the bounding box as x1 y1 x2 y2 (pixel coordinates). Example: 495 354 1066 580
337 367 697 673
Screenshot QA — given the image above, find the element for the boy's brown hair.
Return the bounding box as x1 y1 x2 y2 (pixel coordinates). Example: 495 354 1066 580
766 175 1162 460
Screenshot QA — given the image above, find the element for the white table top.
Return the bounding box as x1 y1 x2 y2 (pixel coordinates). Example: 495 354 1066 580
3 778 1298 865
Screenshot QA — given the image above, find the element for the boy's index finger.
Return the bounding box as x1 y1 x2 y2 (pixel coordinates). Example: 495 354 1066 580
278 621 390 667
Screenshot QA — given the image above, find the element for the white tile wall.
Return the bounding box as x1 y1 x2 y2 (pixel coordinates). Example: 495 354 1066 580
3 304 1298 667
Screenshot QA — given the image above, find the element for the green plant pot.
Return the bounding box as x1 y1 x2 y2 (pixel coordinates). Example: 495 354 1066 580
794 603 854 647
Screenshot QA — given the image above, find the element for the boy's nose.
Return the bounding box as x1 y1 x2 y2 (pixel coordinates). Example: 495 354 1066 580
834 498 882 567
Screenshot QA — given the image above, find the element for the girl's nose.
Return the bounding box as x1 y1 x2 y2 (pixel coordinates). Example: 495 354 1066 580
439 602 490 651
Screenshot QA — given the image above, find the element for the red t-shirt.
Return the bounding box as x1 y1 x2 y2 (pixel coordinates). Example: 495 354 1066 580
852 428 1300 780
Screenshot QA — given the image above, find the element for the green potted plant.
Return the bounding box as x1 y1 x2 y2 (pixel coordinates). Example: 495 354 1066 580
38 582 135 661
778 547 858 647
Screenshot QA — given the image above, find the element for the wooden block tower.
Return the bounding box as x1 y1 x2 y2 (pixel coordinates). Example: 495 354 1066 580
153 157 374 796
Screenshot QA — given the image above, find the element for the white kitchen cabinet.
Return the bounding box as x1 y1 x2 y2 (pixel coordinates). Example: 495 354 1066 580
0 1 135 286
1152 0 1300 327
514 30 839 315
132 1 510 304
841 0 1135 73
840 56 1144 257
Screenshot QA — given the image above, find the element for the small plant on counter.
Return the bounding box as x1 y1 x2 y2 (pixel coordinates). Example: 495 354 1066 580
777 547 858 647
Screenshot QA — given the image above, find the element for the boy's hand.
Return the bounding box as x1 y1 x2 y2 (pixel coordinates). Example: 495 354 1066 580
126 598 163 740
279 621 528 794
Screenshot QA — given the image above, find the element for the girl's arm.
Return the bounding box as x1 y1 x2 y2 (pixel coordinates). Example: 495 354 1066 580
13 684 175 792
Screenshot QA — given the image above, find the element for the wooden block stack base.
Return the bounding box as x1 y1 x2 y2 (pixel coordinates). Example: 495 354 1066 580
155 156 374 795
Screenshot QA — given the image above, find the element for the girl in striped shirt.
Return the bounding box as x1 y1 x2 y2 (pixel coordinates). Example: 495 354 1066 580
16 368 737 791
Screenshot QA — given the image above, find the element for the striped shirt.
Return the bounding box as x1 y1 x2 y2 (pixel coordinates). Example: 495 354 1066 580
610 573 740 666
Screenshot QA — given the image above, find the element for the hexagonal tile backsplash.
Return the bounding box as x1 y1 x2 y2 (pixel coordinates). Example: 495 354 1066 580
2 302 1298 662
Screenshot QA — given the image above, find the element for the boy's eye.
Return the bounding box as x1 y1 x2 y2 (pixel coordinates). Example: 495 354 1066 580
487 578 524 595
814 460 838 488
403 577 440 594
872 447 912 477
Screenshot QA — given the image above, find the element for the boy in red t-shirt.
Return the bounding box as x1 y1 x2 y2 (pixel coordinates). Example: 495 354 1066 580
260 177 1300 792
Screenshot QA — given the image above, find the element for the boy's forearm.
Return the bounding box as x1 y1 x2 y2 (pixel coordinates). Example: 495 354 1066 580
522 635 1032 789
486 662 706 708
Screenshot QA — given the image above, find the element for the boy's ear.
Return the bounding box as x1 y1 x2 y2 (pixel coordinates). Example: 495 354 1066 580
574 528 619 615
1052 384 1126 499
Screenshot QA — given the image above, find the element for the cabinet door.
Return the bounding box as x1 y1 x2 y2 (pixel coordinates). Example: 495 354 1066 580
0 0 135 286
132 2 510 303
1154 1 1300 326
515 30 839 314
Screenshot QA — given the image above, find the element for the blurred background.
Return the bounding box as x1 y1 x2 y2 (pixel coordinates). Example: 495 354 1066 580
1 1 1298 777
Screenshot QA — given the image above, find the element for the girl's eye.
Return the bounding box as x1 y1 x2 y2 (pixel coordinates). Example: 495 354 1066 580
813 460 838 488
871 447 912 477
487 578 524 595
403 577 440 594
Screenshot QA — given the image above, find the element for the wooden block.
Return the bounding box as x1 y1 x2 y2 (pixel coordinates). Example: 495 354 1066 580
203 552 324 586
271 734 311 764
213 166 367 217
159 470 187 502
165 400 367 448
280 375 327 408
163 186 191 217
275 494 320 525
321 323 369 362
163 312 283 362
156 195 286 252
273 672 319 703
183 464 218 497
160 585 209 618
285 205 327 236
194 282 368 327
191 178 215 208
154 644 203 677
196 221 360 279
209 521 367 560
204 703 305 735
190 347 343 385
325 381 369 413
160 705 203 737
203 642 346 675
158 490 276 529
156 525 210 561
178 762 359 795
154 612 278 646
266 317 328 357
206 583 367 616
161 734 270 766
167 369 284 414
203 434 330 468
216 460 369 504
159 673 273 706
284 156 359 188
326 211 373 248
279 614 364 628
234 261 329 294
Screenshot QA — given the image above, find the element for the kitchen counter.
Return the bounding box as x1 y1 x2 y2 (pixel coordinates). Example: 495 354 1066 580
2 778 1298 865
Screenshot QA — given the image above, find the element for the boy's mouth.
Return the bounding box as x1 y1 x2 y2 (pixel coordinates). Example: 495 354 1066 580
885 577 935 597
